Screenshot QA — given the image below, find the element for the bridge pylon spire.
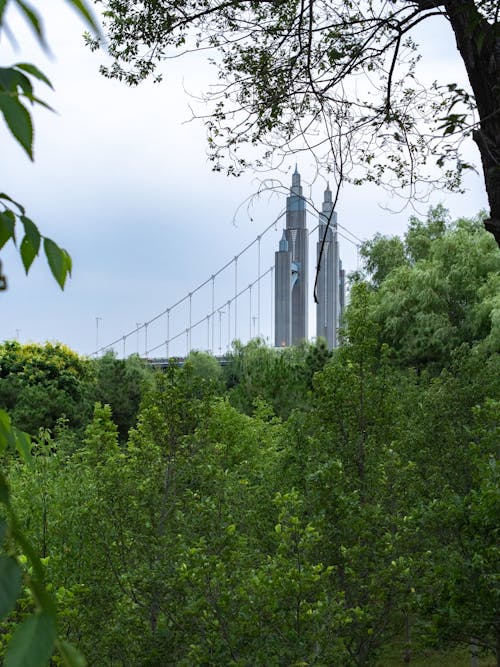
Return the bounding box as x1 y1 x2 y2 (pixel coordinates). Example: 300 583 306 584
274 167 308 346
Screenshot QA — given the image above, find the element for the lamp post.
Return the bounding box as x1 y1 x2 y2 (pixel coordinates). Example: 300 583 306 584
218 309 225 355
95 317 102 356
136 323 141 355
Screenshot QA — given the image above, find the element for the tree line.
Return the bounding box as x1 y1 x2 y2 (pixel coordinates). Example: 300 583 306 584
1 207 499 666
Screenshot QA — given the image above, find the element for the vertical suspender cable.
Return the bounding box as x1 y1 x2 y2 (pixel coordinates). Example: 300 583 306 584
249 284 252 340
227 300 231 352
218 310 223 354
166 309 170 359
188 292 192 352
144 323 148 358
207 315 210 352
234 257 238 341
257 236 261 337
270 267 274 346
211 276 215 355
122 336 126 359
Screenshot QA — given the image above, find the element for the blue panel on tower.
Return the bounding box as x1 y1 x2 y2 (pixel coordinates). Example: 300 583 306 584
288 196 305 211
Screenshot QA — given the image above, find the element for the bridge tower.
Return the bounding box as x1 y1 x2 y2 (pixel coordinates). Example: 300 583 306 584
274 167 308 346
316 184 345 348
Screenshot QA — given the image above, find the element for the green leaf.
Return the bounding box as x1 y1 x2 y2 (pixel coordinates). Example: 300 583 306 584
21 215 40 246
19 216 41 273
0 68 52 114
0 92 33 159
8 526 55 614
13 427 32 465
14 63 53 89
44 238 71 289
4 611 56 667
20 237 38 273
0 0 7 24
0 518 6 545
13 1 47 50
65 0 101 35
25 94 55 113
0 193 25 214
0 556 22 620
0 68 33 96
57 639 87 667
0 408 14 455
64 249 73 275
0 209 16 249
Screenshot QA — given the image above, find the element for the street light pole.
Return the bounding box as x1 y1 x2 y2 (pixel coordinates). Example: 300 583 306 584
136 323 141 355
218 309 225 355
96 317 102 356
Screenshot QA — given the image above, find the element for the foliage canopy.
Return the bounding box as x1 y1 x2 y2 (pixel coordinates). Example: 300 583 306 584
1 209 499 666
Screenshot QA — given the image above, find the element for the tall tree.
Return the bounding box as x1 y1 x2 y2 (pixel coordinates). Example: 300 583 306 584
92 351 153 441
224 339 324 418
358 208 500 370
95 0 500 245
0 341 94 435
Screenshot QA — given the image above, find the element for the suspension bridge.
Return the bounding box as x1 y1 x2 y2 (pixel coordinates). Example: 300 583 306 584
93 182 362 361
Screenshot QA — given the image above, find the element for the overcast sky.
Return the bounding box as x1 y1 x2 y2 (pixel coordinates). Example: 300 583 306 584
0 1 488 357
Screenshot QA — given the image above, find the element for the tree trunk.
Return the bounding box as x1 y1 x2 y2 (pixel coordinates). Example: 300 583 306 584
444 0 500 247
470 638 479 667
404 612 412 664
497 623 500 667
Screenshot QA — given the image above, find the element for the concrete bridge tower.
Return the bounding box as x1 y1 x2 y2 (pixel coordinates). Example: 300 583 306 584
275 167 308 346
316 184 344 348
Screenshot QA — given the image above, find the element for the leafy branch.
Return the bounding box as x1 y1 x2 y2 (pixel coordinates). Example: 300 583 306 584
0 0 100 290
0 410 87 666
0 193 72 288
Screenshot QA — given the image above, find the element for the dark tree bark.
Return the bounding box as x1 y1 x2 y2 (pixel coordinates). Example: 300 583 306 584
444 0 500 245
